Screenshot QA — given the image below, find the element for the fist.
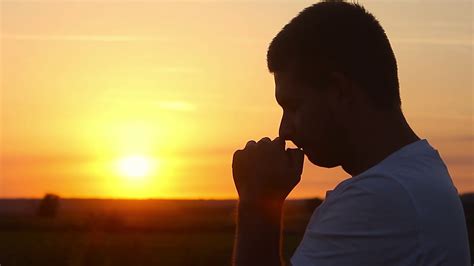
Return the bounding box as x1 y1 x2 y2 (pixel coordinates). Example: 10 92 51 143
232 137 304 203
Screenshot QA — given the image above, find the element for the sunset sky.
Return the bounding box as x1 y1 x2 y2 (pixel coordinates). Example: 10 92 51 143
1 0 472 199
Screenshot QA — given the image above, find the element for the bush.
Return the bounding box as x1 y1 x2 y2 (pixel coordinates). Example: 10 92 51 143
37 194 60 218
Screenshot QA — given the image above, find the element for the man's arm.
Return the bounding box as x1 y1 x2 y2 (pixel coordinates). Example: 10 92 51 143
233 200 284 266
231 137 303 266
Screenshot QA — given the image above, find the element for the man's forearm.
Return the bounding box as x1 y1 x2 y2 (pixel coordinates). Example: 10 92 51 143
233 200 285 266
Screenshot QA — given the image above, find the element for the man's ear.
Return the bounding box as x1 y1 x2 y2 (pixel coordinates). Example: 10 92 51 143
326 71 354 112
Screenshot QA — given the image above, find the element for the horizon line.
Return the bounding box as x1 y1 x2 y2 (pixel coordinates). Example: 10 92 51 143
1 192 474 201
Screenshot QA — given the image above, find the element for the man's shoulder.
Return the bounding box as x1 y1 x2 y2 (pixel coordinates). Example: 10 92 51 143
292 174 422 266
329 173 413 206
311 174 418 232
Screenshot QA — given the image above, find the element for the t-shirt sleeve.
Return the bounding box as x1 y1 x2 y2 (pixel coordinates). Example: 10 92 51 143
290 175 421 266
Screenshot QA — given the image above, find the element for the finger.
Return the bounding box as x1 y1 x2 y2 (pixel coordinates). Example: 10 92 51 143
245 140 257 149
232 150 248 182
257 137 271 144
232 149 243 164
286 148 304 175
273 136 285 150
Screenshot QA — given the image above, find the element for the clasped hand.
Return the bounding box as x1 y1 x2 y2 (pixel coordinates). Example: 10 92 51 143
232 137 304 204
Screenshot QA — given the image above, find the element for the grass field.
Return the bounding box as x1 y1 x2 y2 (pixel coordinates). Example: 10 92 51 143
0 231 302 266
0 196 472 266
0 199 310 266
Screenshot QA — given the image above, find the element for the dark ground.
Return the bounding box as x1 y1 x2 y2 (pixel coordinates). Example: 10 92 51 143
0 195 472 266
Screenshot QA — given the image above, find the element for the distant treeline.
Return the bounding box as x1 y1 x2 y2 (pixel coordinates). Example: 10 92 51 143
0 193 472 235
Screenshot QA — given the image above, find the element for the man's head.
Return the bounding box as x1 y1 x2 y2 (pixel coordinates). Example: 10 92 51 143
268 0 401 167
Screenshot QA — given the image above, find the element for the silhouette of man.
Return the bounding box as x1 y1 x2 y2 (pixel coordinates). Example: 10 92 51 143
231 1 470 265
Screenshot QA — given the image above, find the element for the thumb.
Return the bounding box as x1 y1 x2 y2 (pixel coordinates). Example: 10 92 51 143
286 148 304 176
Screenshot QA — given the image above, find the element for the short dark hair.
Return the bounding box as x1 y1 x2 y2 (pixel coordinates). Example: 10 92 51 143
267 0 401 111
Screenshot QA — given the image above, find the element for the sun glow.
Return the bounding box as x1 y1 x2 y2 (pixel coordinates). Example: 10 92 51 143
116 155 157 180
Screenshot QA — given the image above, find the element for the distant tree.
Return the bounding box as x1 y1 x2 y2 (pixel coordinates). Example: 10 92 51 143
37 193 60 218
460 193 474 264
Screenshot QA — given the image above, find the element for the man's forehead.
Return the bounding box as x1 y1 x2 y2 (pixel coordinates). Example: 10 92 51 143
274 71 292 85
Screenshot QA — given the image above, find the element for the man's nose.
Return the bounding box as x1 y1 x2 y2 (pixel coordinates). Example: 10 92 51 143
279 113 294 141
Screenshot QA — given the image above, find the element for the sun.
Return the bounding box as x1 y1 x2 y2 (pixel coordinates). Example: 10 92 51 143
116 155 156 180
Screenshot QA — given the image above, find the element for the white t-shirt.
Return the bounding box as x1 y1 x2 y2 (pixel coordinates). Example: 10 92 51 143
291 139 470 266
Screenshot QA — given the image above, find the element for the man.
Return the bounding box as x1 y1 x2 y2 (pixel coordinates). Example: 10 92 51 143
231 1 470 265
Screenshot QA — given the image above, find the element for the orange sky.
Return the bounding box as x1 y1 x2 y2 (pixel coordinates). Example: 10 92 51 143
1 0 472 199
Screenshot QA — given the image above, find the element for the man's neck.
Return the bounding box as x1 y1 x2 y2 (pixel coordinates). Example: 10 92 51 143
341 112 421 177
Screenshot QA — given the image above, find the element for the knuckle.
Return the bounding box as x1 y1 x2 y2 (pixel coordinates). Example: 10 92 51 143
245 140 257 148
233 150 248 163
233 149 242 160
257 138 274 152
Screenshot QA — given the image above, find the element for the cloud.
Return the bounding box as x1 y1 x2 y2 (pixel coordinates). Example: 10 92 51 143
447 135 474 142
443 155 474 166
1 34 169 42
392 37 473 46
3 0 229 2
1 154 91 166
151 67 203 74
157 101 196 112
430 134 474 143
